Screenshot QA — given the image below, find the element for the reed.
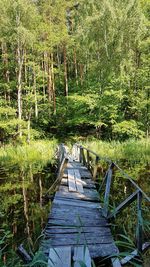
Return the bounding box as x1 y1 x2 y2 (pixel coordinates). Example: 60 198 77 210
81 138 150 163
0 139 58 168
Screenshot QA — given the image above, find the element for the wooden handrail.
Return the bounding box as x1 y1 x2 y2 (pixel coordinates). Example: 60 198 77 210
73 144 150 202
73 143 150 256
114 163 150 202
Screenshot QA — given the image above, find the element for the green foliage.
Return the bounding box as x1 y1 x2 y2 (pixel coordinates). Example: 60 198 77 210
81 138 150 163
0 139 57 167
113 120 145 139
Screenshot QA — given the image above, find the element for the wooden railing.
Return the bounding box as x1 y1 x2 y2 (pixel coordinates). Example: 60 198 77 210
72 143 150 255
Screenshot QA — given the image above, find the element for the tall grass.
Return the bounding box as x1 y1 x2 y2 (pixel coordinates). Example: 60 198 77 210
81 138 150 163
0 139 58 168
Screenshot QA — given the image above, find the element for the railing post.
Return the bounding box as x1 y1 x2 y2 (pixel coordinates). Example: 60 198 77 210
79 146 83 163
103 163 114 217
93 156 99 181
82 149 86 166
86 150 90 169
75 145 78 161
137 191 143 253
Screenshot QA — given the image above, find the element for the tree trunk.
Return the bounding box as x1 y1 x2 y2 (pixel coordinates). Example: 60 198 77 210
79 64 84 86
104 28 109 59
74 48 78 85
33 65 38 119
27 108 32 144
1 42 10 102
63 45 68 97
17 42 24 137
47 54 53 102
42 56 46 102
51 52 56 114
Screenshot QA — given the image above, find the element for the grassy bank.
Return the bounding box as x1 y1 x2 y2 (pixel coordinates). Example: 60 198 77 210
0 139 58 168
80 138 150 163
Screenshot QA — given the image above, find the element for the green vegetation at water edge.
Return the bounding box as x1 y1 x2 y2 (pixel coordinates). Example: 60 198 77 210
81 138 150 163
0 139 57 167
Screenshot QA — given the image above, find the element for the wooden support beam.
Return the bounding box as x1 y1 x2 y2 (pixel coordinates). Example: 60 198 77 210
136 191 143 253
108 190 138 219
120 242 150 265
82 149 86 166
48 247 71 267
79 146 83 163
111 257 122 267
17 244 32 263
93 156 99 181
73 246 91 267
87 150 90 169
103 163 114 217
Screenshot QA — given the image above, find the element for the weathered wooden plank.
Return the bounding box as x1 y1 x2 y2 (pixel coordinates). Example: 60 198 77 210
45 232 112 242
67 162 87 169
43 243 119 259
55 191 99 202
74 169 84 193
57 186 100 202
47 218 108 227
51 202 102 214
45 226 110 234
49 203 103 217
73 246 91 267
61 178 95 189
68 169 77 192
40 147 120 263
48 247 71 267
43 234 114 246
48 212 106 223
111 258 122 267
53 197 101 209
80 170 92 178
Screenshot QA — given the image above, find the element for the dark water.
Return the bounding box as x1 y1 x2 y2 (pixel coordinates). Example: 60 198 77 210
0 159 149 266
0 162 56 265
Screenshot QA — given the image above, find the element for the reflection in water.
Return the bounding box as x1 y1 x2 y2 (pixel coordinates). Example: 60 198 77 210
21 167 30 239
0 162 54 264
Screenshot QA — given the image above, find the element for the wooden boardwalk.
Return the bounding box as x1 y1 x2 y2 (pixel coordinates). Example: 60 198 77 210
41 147 120 266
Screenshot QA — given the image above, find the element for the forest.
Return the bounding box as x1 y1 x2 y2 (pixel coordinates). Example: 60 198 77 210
0 0 150 266
0 0 149 142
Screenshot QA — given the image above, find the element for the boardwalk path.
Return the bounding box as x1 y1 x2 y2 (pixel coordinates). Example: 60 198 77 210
41 147 119 266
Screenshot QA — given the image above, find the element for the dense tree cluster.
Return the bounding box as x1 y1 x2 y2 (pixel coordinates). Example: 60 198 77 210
0 0 149 142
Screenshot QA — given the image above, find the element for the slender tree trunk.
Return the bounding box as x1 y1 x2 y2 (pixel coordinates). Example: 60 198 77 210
17 43 24 137
146 88 150 138
63 45 68 97
29 164 33 182
104 28 109 59
1 42 10 102
74 48 78 85
79 64 84 85
24 49 27 85
42 57 46 102
27 108 32 144
51 52 56 114
47 54 53 102
33 65 38 119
